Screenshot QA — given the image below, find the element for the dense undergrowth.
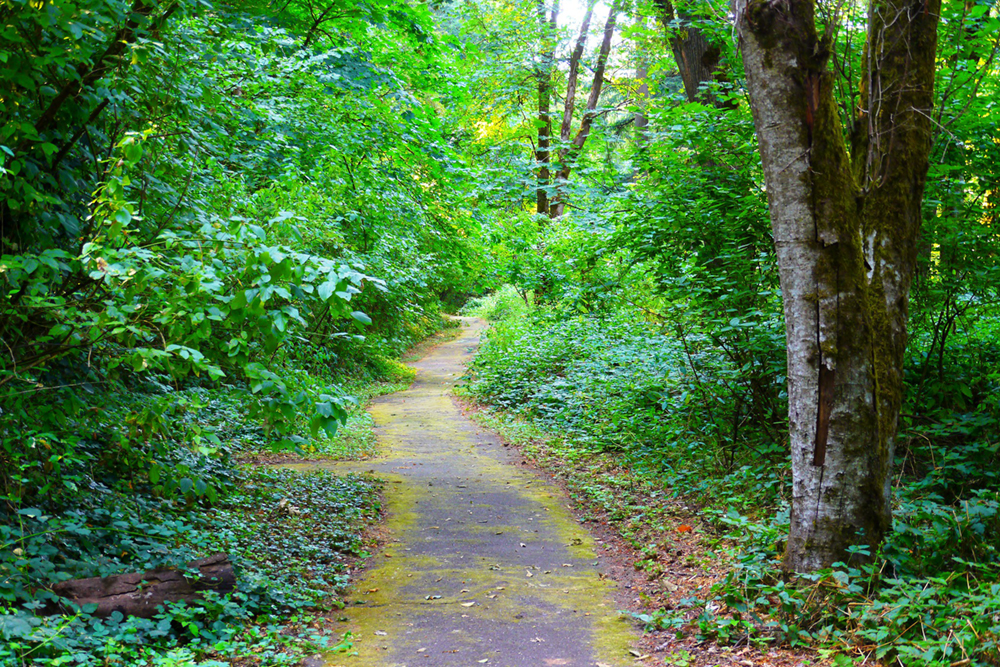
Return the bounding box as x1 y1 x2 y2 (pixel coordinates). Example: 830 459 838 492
0 316 447 665
3 0 998 662
463 287 1000 666
1 0 476 661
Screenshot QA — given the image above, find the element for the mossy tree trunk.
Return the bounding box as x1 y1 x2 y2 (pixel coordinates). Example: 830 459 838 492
734 0 940 572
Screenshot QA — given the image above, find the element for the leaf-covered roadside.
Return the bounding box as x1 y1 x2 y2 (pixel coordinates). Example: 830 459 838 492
0 380 389 666
2 0 473 659
460 289 1000 666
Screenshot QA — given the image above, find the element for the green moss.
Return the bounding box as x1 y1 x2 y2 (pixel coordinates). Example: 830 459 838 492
287 322 637 665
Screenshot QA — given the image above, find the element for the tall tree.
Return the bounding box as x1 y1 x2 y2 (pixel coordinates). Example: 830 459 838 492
548 0 620 217
535 0 559 216
734 0 941 571
653 0 729 107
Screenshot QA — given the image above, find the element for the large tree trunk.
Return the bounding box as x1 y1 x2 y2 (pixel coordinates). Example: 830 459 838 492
653 0 730 108
735 0 939 571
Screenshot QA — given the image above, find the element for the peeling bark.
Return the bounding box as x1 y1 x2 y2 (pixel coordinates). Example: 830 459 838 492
735 0 939 571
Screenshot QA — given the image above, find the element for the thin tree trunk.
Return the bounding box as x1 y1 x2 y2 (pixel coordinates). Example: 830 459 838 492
535 0 559 217
634 61 650 147
549 0 619 218
558 0 597 145
735 0 940 572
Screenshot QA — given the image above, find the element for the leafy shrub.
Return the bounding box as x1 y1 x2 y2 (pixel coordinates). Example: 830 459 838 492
0 460 380 666
693 489 1000 665
468 306 786 483
460 284 533 323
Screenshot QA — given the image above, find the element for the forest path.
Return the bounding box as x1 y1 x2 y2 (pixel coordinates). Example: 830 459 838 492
287 317 639 667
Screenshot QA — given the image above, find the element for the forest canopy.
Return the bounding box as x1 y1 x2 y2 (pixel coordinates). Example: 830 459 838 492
2 0 999 663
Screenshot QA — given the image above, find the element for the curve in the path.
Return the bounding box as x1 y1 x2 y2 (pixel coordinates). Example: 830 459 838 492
287 318 638 667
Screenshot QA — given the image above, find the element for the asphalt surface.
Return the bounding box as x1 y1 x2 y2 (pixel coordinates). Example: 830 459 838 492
288 317 638 667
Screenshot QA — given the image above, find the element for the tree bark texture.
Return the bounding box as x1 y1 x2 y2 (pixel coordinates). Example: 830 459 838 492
653 0 729 107
549 0 619 218
47 554 236 618
735 0 939 571
634 61 650 146
535 0 559 217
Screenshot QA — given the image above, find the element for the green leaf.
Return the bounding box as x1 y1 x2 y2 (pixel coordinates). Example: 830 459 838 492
124 140 142 163
317 280 336 302
17 508 46 521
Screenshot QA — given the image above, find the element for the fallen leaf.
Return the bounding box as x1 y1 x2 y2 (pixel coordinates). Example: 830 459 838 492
677 524 693 533
461 601 476 607
416 647 426 652
525 570 533 578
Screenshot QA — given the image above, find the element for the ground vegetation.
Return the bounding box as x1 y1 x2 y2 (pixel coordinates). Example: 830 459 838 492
2 0 999 664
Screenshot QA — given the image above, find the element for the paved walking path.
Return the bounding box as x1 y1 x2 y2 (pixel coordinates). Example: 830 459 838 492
289 318 638 667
